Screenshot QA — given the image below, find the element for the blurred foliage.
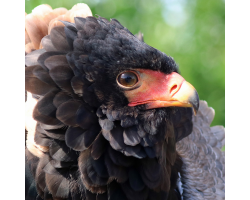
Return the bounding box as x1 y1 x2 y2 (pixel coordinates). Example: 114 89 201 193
25 0 225 127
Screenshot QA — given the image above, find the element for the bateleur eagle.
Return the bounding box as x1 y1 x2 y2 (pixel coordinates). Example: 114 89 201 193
25 4 225 200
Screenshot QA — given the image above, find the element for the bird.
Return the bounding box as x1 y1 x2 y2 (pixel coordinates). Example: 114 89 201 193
25 3 225 200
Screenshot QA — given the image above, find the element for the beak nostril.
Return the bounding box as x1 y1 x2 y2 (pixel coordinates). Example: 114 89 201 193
170 84 178 95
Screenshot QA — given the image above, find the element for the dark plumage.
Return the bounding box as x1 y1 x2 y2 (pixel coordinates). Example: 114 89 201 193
25 4 224 200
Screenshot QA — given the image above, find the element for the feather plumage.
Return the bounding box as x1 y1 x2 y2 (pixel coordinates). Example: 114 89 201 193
25 4 224 200
176 101 225 199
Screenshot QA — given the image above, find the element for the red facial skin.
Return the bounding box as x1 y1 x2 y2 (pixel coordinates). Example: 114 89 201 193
122 69 196 110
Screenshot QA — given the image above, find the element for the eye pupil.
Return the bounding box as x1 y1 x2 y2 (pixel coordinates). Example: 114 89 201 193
118 72 138 87
123 75 132 83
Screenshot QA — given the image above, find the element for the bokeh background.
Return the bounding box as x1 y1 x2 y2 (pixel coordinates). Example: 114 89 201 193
25 0 225 127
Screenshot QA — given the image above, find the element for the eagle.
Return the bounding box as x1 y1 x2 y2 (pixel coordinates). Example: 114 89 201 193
25 4 225 200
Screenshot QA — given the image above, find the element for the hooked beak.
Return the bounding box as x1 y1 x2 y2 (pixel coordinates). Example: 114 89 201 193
126 70 199 114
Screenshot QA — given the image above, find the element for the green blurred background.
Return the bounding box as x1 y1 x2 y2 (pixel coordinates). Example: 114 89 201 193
25 0 225 127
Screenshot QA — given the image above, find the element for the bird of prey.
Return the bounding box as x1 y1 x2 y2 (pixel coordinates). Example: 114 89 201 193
25 4 225 200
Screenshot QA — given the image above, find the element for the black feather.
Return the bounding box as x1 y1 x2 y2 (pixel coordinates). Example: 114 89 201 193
123 126 141 146
65 126 100 151
25 66 57 95
139 158 161 189
78 150 107 193
41 35 57 52
43 161 63 175
43 54 69 70
45 172 70 198
99 118 114 131
33 90 62 125
49 65 75 96
35 154 50 197
96 192 108 200
40 123 65 130
49 140 78 162
144 147 156 158
137 125 146 138
109 125 126 151
32 65 57 86
140 135 154 147
148 190 169 200
91 133 108 160
60 20 77 31
91 155 109 178
166 137 176 166
74 17 86 31
128 168 145 191
104 153 128 183
64 26 77 50
42 127 66 141
124 145 147 159
37 51 66 71
56 99 82 126
53 91 72 108
52 160 77 169
76 104 98 129
108 182 128 200
108 146 135 167
96 107 105 118
86 162 109 186
34 128 52 147
110 18 124 29
71 76 84 97
25 49 46 67
121 116 138 128
50 26 72 52
43 186 53 200
121 181 149 200
65 52 83 76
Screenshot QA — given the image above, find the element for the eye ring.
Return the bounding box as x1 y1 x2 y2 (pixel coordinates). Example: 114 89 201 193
116 70 140 89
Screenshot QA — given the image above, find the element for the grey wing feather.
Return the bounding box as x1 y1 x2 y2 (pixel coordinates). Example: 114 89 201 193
176 100 225 200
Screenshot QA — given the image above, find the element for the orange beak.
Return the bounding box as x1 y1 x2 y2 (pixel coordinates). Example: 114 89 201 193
125 69 199 114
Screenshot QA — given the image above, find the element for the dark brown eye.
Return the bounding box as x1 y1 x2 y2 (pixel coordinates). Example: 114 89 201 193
117 71 138 87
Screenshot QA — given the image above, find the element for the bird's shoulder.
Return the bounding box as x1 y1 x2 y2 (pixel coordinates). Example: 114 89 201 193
176 101 225 199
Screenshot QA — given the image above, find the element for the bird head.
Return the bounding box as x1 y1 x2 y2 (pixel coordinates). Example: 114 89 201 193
70 17 199 138
68 17 199 114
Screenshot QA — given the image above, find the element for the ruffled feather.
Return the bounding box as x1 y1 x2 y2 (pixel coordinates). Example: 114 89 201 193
25 3 224 199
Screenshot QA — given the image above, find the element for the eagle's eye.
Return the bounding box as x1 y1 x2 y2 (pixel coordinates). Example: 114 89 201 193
117 71 139 88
